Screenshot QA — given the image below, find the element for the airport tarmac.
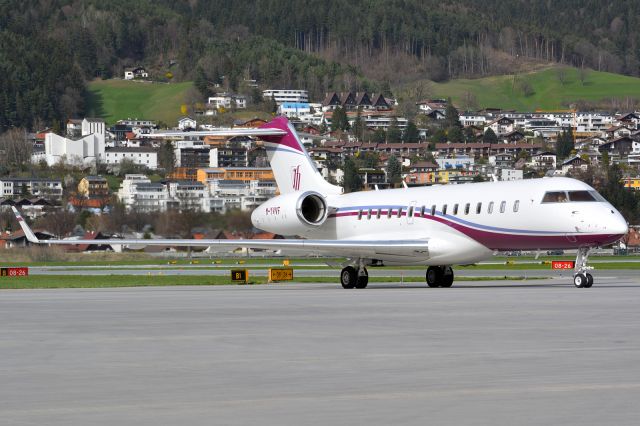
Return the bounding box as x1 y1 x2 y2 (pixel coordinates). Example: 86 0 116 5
2 275 640 425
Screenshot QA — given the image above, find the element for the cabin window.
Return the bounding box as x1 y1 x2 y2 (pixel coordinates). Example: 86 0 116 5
500 201 506 213
568 191 597 202
408 206 414 217
442 204 448 215
367 209 372 219
542 191 568 203
453 204 459 215
387 208 392 218
431 205 436 216
513 200 520 212
397 207 402 218
476 202 482 214
357 210 363 220
464 203 470 215
488 201 494 214
376 209 382 219
420 205 425 216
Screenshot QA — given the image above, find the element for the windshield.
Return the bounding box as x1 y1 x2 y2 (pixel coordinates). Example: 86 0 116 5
542 190 604 203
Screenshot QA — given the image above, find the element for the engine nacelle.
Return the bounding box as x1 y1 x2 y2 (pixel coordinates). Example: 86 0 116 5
251 191 329 236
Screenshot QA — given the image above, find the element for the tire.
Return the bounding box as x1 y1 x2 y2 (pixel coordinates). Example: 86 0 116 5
341 266 357 289
584 273 593 288
355 268 368 289
441 266 454 288
426 266 442 288
574 273 586 288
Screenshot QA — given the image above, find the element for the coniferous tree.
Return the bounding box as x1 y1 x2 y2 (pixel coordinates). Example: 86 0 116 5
342 157 362 193
402 121 420 143
483 128 498 145
386 155 402 185
444 101 461 129
386 118 402 142
555 127 574 159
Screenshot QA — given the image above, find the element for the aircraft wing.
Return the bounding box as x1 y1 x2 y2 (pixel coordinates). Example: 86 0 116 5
11 207 428 257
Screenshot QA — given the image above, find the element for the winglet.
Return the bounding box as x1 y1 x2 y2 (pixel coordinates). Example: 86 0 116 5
11 207 40 243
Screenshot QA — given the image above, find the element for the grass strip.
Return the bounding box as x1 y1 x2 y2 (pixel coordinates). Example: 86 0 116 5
0 275 547 289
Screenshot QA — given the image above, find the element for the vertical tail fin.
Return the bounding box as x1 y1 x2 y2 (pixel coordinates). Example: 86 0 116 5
260 117 342 196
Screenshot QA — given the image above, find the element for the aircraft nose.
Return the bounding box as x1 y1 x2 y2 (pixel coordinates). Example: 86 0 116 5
610 210 629 236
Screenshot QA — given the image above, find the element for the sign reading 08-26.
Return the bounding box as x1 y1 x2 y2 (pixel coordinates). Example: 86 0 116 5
0 267 29 277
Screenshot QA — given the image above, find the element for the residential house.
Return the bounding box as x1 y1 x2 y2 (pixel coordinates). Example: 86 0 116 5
530 152 557 170
124 67 149 80
487 117 515 135
561 156 590 173
404 161 439 185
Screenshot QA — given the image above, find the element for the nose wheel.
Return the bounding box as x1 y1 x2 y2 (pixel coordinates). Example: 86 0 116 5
573 248 594 288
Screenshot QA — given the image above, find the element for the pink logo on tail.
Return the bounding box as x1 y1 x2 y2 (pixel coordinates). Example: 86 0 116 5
292 165 301 191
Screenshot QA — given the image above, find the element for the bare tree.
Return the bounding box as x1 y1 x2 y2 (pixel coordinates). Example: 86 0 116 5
34 210 78 238
0 128 32 171
579 66 589 85
556 67 568 85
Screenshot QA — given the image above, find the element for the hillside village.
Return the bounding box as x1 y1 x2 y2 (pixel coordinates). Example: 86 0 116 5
2 82 640 249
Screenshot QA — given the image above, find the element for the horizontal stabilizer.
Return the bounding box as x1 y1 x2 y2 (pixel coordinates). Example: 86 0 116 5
142 128 287 138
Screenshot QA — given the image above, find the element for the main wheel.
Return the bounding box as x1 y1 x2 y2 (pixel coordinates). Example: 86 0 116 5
441 266 454 288
426 266 442 287
341 266 357 289
355 267 369 289
574 273 586 288
584 273 593 288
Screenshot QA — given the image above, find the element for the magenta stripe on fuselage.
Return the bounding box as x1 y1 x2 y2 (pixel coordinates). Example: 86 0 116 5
327 211 622 250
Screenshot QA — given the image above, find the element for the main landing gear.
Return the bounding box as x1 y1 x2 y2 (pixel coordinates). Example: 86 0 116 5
340 264 368 289
573 247 594 288
426 266 454 288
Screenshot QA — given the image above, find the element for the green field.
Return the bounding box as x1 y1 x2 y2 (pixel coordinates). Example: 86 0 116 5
429 66 640 111
86 79 194 125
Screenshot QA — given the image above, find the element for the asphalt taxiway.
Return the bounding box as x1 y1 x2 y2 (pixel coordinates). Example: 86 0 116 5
1 274 640 425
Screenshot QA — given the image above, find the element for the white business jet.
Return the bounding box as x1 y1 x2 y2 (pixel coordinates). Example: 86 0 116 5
12 117 628 288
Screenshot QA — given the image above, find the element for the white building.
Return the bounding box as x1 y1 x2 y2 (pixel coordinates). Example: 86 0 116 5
278 102 311 119
82 118 105 137
500 169 523 181
43 133 105 167
207 93 247 110
167 181 210 212
0 178 63 199
459 113 487 127
436 156 475 170
262 89 309 105
206 179 277 212
104 147 158 170
178 117 197 130
117 175 217 213
124 67 149 80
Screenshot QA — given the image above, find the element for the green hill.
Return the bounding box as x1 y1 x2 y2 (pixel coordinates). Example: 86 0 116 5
430 67 640 111
86 80 194 126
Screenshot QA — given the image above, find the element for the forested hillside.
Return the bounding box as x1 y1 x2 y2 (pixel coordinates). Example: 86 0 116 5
2 0 640 130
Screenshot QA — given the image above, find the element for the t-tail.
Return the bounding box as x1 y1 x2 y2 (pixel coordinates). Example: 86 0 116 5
260 117 342 196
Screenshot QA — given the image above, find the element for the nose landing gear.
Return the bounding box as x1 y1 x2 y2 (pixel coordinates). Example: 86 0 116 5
573 247 594 288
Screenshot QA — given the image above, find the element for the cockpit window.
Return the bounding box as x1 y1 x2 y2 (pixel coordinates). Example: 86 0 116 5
568 191 596 202
542 191 568 203
543 190 605 203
